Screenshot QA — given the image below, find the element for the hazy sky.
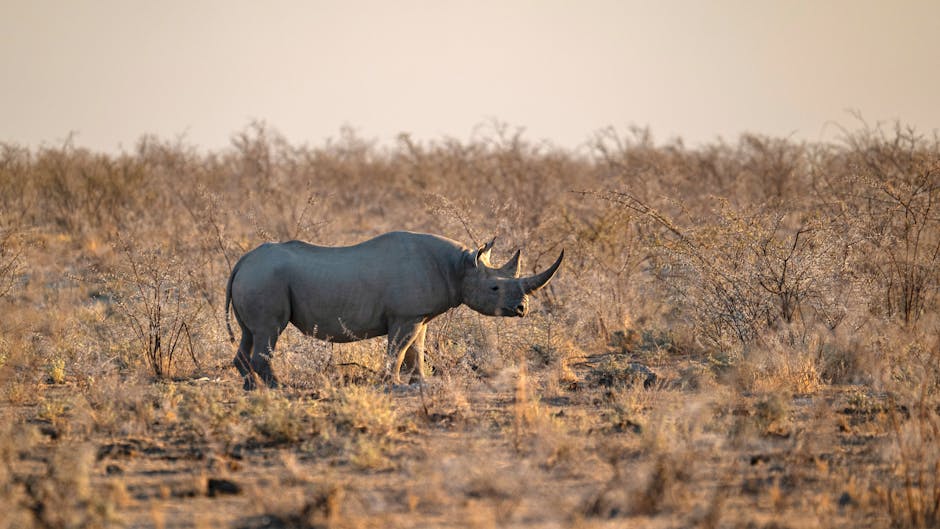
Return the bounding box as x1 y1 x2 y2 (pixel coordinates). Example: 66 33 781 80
2 0 939 152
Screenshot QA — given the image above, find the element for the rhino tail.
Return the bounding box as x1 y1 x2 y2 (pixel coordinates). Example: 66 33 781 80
224 258 243 344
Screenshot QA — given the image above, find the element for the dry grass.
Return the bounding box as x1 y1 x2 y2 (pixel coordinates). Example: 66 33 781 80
0 120 938 527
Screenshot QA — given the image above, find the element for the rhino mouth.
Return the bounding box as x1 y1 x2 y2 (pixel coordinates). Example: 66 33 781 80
506 304 527 317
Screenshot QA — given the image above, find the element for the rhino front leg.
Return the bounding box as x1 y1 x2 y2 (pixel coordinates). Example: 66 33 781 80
401 323 427 384
387 318 425 385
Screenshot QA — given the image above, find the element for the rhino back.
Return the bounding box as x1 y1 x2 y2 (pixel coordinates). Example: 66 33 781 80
234 233 466 341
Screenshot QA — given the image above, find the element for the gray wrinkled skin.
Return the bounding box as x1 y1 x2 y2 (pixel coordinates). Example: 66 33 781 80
225 231 563 389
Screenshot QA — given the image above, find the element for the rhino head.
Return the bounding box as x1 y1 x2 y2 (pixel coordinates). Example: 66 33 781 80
460 238 564 317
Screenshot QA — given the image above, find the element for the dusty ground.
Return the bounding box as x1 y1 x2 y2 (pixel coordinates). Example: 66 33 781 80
3 353 901 529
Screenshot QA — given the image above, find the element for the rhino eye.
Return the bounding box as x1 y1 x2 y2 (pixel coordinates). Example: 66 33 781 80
490 285 499 291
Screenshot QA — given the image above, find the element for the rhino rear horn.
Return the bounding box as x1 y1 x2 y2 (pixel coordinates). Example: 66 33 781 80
497 249 522 278
521 250 564 293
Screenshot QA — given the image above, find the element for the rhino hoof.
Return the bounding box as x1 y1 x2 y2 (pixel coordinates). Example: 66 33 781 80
242 372 280 391
388 383 418 394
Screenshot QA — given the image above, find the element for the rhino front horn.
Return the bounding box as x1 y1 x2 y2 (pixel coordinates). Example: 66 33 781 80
521 250 564 293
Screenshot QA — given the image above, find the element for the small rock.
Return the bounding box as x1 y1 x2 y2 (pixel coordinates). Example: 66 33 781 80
590 360 658 389
208 478 242 497
39 425 59 440
628 363 658 388
838 491 854 507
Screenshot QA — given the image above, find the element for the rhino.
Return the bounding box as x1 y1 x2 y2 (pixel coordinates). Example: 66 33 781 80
225 231 563 389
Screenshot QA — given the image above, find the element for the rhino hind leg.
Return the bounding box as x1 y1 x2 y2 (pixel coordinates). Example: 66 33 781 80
247 331 280 390
233 327 253 379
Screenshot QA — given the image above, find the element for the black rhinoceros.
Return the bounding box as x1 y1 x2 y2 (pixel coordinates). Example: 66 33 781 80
225 231 563 389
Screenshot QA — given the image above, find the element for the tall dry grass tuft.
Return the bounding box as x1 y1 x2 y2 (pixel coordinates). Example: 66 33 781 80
883 403 940 528
0 417 39 529
512 354 533 451
21 441 119 528
329 384 398 437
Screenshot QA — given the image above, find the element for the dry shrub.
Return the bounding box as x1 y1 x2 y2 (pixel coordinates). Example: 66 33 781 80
602 193 849 355
0 218 26 302
25 138 147 235
554 202 653 352
104 238 206 379
817 120 940 326
0 216 29 384
0 144 33 215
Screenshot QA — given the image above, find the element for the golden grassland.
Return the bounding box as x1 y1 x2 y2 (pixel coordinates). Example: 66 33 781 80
1 121 940 528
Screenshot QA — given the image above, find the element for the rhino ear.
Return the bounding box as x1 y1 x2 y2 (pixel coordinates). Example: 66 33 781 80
474 238 496 268
497 249 522 278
